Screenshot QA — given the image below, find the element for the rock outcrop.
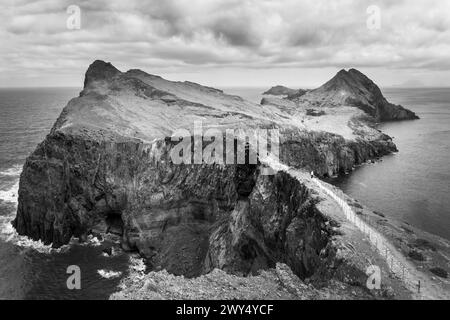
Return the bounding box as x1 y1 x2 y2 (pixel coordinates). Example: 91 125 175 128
287 89 309 100
263 85 299 96
13 61 406 281
110 261 377 300
13 132 335 278
280 129 396 177
288 68 419 121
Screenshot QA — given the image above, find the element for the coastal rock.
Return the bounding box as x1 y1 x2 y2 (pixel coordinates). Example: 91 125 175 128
306 109 326 117
280 129 396 177
287 89 309 100
110 261 380 300
102 247 113 256
263 85 300 96
288 68 419 121
429 267 448 279
13 61 405 280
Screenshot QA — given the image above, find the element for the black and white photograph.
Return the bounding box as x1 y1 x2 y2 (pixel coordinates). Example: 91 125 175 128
0 0 449 306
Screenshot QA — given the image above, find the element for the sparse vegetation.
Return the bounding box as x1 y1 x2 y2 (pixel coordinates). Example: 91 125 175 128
401 226 414 234
411 238 437 252
408 250 425 261
373 211 385 218
306 109 326 117
352 202 363 209
429 267 448 278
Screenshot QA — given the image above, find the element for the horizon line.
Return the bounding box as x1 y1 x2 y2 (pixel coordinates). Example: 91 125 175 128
1 85 450 90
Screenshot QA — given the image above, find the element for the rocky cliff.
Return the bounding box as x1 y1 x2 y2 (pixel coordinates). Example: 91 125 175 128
13 61 409 282
288 69 419 121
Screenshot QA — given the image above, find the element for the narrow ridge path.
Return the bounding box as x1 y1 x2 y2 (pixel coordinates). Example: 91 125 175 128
263 158 448 299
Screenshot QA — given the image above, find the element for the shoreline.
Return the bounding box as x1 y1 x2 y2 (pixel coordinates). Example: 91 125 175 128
1 153 449 299
110 156 450 300
4 65 448 300
315 174 450 299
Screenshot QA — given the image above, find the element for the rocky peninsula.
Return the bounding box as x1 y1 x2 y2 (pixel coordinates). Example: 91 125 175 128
13 61 449 299
263 85 299 96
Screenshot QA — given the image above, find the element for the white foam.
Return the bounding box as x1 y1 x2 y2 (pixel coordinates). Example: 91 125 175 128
0 183 67 254
0 216 57 253
0 178 54 252
78 234 103 247
14 235 56 253
0 165 22 177
0 180 19 205
97 269 122 279
129 255 146 273
0 177 102 254
0 214 104 254
88 235 103 246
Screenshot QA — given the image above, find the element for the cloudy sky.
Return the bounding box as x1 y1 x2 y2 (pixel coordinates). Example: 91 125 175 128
1 0 450 88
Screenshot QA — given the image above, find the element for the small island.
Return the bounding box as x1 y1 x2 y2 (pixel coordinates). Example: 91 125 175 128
263 85 299 96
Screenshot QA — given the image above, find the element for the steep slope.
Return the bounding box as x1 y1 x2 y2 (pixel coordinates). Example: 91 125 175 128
287 88 309 99
57 60 291 141
13 61 398 282
288 69 419 121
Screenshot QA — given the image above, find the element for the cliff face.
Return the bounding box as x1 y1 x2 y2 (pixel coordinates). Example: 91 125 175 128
288 68 419 121
14 133 334 278
13 61 400 280
280 129 396 177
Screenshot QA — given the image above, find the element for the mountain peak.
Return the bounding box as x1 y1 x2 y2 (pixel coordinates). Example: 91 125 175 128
332 68 367 82
289 68 419 121
83 60 121 88
348 68 363 74
320 69 358 93
336 69 349 76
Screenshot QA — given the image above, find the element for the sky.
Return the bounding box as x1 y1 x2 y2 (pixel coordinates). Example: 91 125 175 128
1 0 450 88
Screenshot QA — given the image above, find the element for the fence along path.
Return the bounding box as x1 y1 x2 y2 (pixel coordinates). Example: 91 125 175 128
312 178 424 294
262 157 440 299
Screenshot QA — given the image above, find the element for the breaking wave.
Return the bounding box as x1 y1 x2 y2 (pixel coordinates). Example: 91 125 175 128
0 180 19 205
97 269 123 279
0 172 103 253
0 165 22 177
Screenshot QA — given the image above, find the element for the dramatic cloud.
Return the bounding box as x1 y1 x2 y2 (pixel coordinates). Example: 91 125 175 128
1 0 450 87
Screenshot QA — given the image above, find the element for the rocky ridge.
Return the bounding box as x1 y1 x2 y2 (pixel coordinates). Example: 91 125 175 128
13 61 420 298
286 68 419 121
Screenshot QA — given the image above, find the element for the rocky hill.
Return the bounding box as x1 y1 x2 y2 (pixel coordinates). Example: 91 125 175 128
288 69 419 121
263 85 299 96
12 61 422 299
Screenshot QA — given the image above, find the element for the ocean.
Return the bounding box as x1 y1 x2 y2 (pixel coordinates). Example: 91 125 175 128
225 87 450 241
327 88 450 241
0 86 449 299
0 88 129 299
